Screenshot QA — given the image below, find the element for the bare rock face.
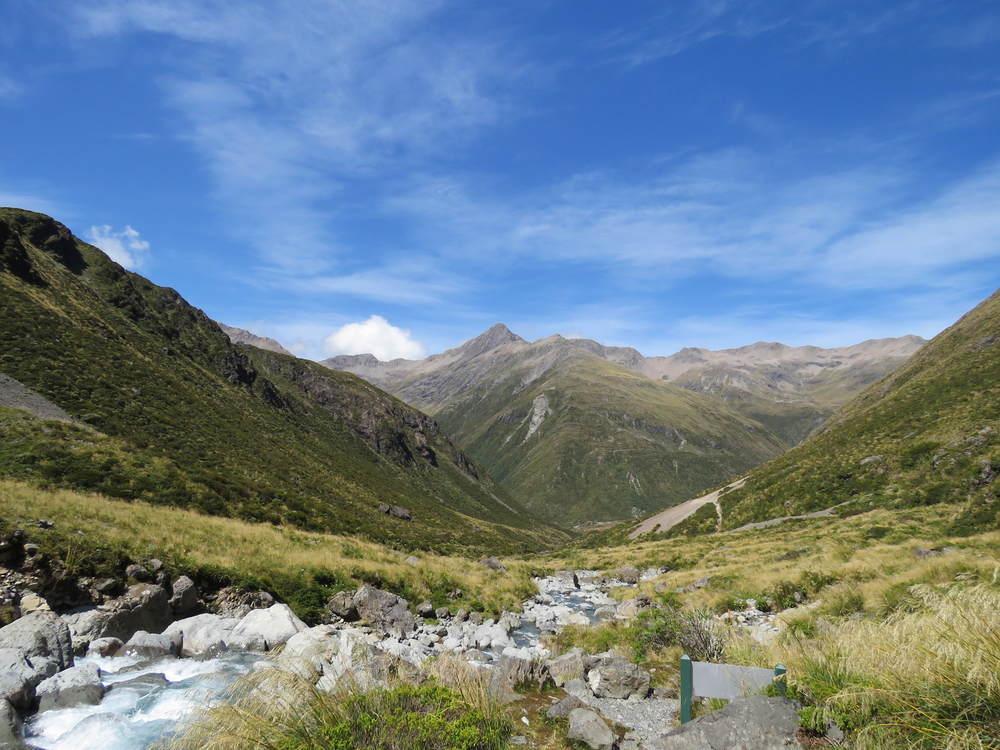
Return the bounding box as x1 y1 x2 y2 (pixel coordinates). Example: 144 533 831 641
212 587 275 619
487 655 552 698
326 591 359 621
587 657 651 700
377 504 413 522
352 585 415 638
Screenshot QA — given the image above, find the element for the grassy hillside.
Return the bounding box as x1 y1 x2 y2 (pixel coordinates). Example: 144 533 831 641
0 208 566 554
712 287 1000 534
423 343 788 525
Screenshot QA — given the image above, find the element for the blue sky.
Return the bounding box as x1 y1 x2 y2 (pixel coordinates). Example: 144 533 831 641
2 1 1000 360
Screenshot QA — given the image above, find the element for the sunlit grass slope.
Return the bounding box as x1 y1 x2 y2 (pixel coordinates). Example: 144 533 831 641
0 479 540 622
713 287 1000 534
0 208 566 554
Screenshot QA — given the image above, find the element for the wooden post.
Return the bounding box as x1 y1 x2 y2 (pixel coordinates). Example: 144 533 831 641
774 664 786 697
680 654 693 724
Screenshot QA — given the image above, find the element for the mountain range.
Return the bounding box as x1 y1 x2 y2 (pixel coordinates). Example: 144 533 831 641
322 325 922 524
0 207 565 554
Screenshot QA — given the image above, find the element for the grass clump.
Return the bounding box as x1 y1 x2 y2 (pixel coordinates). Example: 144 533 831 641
169 668 511 750
776 583 1000 749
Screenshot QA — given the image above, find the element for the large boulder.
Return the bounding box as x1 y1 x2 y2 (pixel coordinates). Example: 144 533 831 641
567 708 615 750
63 584 172 647
121 630 179 659
588 658 650 700
0 671 33 712
0 611 73 671
352 585 415 639
615 567 641 585
487 655 552 697
650 696 803 750
326 591 359 621
163 613 238 658
213 587 275 619
547 648 586 687
168 576 200 614
229 604 307 652
36 662 104 712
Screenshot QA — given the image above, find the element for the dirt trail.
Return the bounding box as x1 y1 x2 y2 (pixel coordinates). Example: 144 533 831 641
628 478 745 539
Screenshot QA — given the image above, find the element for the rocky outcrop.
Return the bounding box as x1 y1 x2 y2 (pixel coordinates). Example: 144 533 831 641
587 657 650 700
62 583 171 648
211 587 275 619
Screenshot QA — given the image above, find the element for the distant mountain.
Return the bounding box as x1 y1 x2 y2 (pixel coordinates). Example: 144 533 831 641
324 327 789 524
0 208 565 554
218 323 293 356
321 326 922 525
709 287 1000 535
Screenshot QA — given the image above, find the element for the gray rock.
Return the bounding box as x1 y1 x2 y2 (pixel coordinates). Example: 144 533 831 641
108 672 169 693
125 564 149 582
468 612 483 626
564 677 592 698
168 576 200 614
547 648 586 686
546 693 584 719
416 600 435 618
353 585 415 638
378 504 412 521
650 696 803 749
588 658 650 700
326 591 359 621
0 698 21 747
64 584 172 646
36 663 104 712
434 606 450 620
0 611 73 671
615 566 641 584
86 637 123 658
19 594 49 614
556 569 580 588
567 708 615 750
481 556 506 571
121 630 178 658
213 588 275 619
230 604 307 651
488 655 552 697
404 556 420 567
0 649 58 693
0 671 33 712
147 559 163 571
164 613 238 658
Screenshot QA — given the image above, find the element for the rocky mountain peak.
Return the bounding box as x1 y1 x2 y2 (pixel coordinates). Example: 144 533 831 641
458 323 527 358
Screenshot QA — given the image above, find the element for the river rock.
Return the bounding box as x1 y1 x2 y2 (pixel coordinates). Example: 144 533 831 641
0 670 33 712
0 610 73 671
87 637 123 657
125 564 149 582
19 594 49 614
230 604 307 651
213 588 275 619
0 647 58 692
588 658 650 700
168 576 200 614
488 655 552 697
36 662 104 711
353 585 415 638
650 696 803 749
0 698 21 747
615 567 641 584
63 583 172 647
555 569 580 588
164 613 238 658
121 630 178 658
547 648 586 686
416 600 435 618
567 708 615 750
326 591 359 621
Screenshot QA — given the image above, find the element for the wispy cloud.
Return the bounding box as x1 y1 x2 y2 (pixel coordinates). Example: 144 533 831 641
85 224 151 269
69 0 527 273
0 75 19 99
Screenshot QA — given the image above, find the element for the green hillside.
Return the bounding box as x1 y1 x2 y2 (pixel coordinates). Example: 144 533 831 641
418 340 788 525
0 207 566 554
716 287 1000 533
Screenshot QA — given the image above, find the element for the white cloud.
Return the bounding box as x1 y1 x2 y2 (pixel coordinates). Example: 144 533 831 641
324 315 425 361
85 224 150 269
